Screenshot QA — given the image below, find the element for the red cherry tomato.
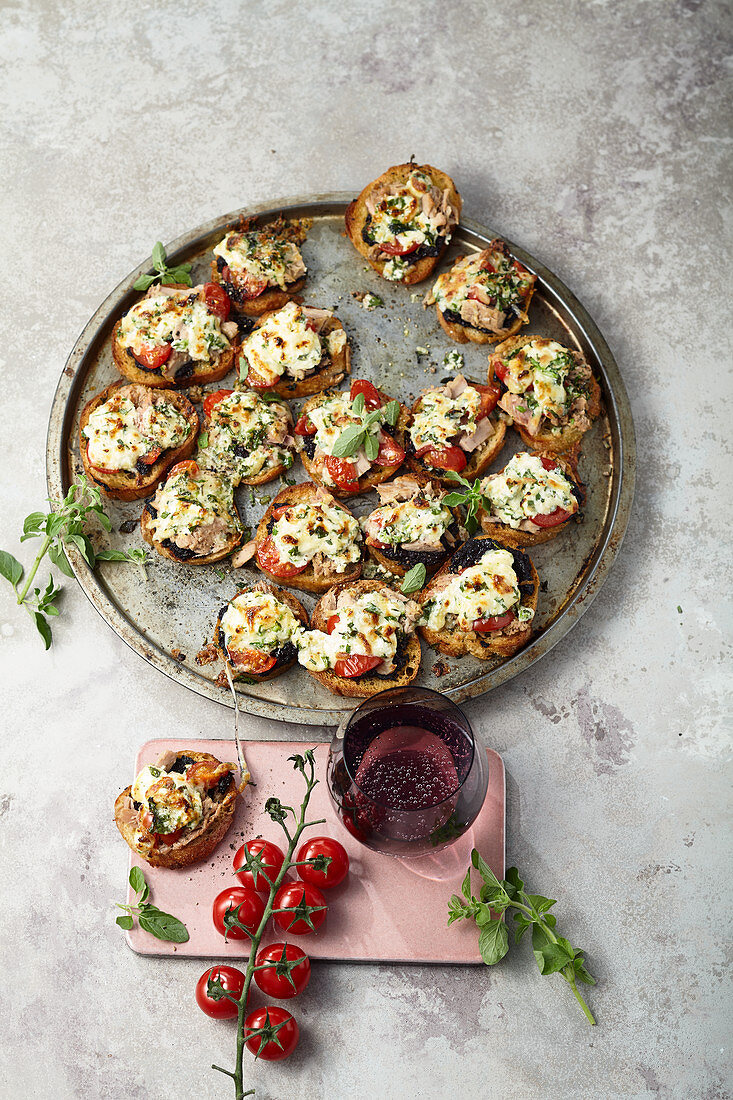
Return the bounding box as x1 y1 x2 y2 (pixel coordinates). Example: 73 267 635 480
138 445 163 467
244 1007 299 1061
374 433 405 468
468 286 495 305
333 654 383 678
236 271 268 300
294 413 316 435
132 343 171 371
297 836 350 889
514 260 530 275
326 614 339 634
531 507 572 528
324 455 359 493
540 455 559 471
246 363 276 390
256 536 309 578
472 382 502 418
203 388 234 418
423 445 467 473
379 240 420 256
473 612 516 632
234 839 286 892
168 459 199 479
254 943 311 999
86 443 117 476
185 760 233 790
493 359 509 383
213 886 266 941
479 257 497 273
230 648 277 675
350 379 382 410
203 282 231 320
195 965 246 1019
273 881 327 935
138 807 185 846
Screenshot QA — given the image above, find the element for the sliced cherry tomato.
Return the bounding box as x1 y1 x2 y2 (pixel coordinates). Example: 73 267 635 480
350 379 382 410
137 446 163 467
423 445 467 473
365 535 387 549
326 614 339 634
203 282 231 320
236 272 268 299
379 240 420 256
234 839 286 892
468 286 495 304
296 837 350 889
86 443 117 476
256 536 308 578
531 507 572 528
294 413 317 435
472 382 502 418
273 881 327 935
324 455 359 493
246 363 276 390
132 343 172 371
168 459 199 478
195 965 246 1019
514 260 530 275
203 388 234 418
244 1007 299 1061
540 455 559 471
374 433 405 468
212 886 266 941
138 808 185 845
230 648 278 675
333 654 383 678
254 943 311 999
473 612 516 632
185 760 233 790
479 257 497 273
492 359 509 383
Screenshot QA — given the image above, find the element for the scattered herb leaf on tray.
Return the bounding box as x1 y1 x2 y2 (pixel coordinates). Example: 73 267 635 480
115 867 189 943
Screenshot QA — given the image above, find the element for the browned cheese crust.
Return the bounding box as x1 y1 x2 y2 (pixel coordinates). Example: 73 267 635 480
242 311 350 399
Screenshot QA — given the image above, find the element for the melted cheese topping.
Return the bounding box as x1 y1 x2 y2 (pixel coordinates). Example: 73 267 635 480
221 591 299 657
199 390 292 481
409 385 482 451
213 231 305 290
270 498 361 572
83 393 189 471
365 494 453 547
327 328 347 357
118 289 230 363
501 340 574 419
481 453 578 527
150 468 240 543
131 765 203 834
430 250 532 315
307 392 363 454
241 302 322 387
296 589 414 672
369 170 450 252
423 548 527 631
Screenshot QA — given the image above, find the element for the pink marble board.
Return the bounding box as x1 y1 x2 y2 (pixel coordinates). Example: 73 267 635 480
125 739 505 964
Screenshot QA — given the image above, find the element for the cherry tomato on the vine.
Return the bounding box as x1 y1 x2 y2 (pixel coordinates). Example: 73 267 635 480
234 839 286 892
254 943 311 999
297 836 350 889
244 1007 299 1061
273 881 327 935
195 965 246 1019
212 886 265 941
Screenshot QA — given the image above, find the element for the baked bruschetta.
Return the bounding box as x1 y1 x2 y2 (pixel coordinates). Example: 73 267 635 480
211 219 309 317
251 482 363 594
419 535 539 659
477 451 584 547
196 387 294 486
79 381 197 501
426 240 537 344
361 474 462 578
345 163 462 284
489 336 602 452
112 283 239 388
294 380 408 496
401 375 506 485
141 460 242 564
239 301 349 398
214 582 309 681
114 750 240 869
299 579 422 698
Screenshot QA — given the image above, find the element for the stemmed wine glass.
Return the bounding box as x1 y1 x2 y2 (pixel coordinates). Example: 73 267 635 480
327 687 488 857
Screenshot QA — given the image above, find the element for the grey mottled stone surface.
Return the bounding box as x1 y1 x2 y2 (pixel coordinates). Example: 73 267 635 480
0 1 731 1098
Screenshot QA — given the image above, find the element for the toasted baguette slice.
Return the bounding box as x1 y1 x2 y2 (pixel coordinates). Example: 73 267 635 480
253 482 363 594
114 750 239 869
431 241 537 345
214 582 308 682
363 473 463 579
297 387 409 497
490 335 602 453
79 382 198 501
308 578 422 698
210 261 306 317
400 384 507 488
419 535 539 659
477 449 586 547
345 162 462 285
141 464 242 565
242 310 350 399
112 321 237 389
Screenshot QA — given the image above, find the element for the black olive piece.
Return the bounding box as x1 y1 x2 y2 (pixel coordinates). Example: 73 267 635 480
161 538 197 561
174 361 195 382
119 520 137 534
145 502 158 519
168 755 195 774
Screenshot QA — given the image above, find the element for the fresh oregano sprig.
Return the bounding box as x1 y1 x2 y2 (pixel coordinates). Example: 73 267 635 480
209 750 330 1099
442 469 489 535
0 475 149 648
331 394 401 460
115 867 189 943
448 849 597 1024
133 240 193 292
